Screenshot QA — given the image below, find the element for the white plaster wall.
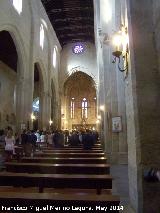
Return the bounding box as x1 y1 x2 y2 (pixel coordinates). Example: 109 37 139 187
60 42 98 86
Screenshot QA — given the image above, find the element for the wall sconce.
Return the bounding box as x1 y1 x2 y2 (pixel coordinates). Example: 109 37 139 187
112 25 129 72
100 105 105 111
97 115 101 119
49 120 53 126
31 113 35 121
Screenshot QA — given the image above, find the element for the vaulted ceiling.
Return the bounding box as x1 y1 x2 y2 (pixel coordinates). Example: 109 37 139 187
41 0 94 46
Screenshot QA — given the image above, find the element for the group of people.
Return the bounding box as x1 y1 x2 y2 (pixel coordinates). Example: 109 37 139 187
0 127 99 161
68 129 99 149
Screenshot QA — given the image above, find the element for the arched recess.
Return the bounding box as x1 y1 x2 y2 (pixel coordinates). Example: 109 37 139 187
0 24 27 131
0 30 19 131
63 71 97 130
0 24 26 76
32 62 45 130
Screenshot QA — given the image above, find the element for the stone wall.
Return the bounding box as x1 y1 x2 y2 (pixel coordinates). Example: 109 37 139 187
95 0 160 211
62 72 97 130
127 0 160 212
0 61 17 130
0 0 61 131
60 42 97 87
60 42 98 129
94 0 128 163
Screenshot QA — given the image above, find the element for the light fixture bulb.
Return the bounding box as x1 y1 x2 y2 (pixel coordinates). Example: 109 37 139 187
100 105 105 111
112 33 123 49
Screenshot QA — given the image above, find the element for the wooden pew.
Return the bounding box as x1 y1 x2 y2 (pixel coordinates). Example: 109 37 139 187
5 162 110 174
42 147 103 150
42 149 103 153
0 172 112 194
67 144 102 147
41 146 103 150
34 152 105 158
21 157 107 164
0 192 120 212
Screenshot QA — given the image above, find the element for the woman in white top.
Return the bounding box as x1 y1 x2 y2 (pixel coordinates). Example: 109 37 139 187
40 132 45 143
35 130 41 150
5 130 15 161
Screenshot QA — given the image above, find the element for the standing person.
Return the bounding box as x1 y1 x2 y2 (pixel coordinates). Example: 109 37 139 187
83 129 94 150
21 130 28 156
0 130 5 148
24 130 33 157
15 132 20 146
70 131 79 146
78 131 83 144
53 130 60 148
40 131 46 147
35 130 41 150
59 130 64 147
4 130 15 161
30 130 37 155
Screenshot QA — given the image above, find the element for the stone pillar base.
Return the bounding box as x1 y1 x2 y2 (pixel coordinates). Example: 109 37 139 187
107 152 128 164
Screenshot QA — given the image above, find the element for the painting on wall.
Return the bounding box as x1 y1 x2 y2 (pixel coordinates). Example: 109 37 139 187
112 116 122 132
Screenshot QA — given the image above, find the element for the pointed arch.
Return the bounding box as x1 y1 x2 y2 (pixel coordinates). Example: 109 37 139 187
0 24 27 77
63 71 97 130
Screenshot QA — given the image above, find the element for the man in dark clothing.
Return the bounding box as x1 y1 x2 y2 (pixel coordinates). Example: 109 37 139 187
83 130 94 150
53 130 61 148
21 130 28 145
69 131 79 146
29 130 37 154
92 131 99 144
21 130 28 156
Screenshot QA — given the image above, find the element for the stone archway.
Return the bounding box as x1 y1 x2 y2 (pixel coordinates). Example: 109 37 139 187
0 24 27 131
33 63 45 130
0 30 18 131
63 71 97 130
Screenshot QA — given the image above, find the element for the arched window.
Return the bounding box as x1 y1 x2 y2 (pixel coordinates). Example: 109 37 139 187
11 0 22 14
82 98 88 118
94 97 97 117
33 97 39 112
40 24 44 49
53 47 57 68
70 98 75 119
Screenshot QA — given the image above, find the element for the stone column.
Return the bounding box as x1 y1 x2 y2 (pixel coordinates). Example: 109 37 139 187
16 69 33 132
126 0 160 212
16 76 26 130
24 70 34 131
48 92 52 129
57 100 61 129
39 91 50 130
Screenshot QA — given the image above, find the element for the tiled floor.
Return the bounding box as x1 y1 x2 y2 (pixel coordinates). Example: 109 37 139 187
110 165 134 213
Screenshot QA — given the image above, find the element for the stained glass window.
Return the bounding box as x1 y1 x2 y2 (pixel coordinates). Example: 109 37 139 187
82 98 88 118
71 98 75 118
33 97 39 112
40 24 44 49
73 44 84 54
